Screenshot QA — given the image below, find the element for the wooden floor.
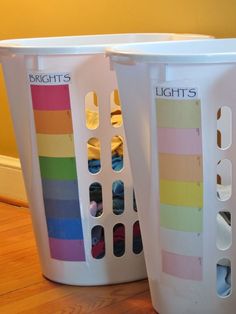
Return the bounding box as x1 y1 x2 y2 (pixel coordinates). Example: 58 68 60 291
0 202 156 314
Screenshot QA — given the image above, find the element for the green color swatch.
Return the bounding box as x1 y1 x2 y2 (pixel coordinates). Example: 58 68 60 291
39 156 77 180
160 203 203 232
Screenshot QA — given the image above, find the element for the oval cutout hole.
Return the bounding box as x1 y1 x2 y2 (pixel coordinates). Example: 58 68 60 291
216 159 232 201
217 130 221 148
89 182 103 217
91 225 105 259
217 258 231 297
88 137 101 174
113 223 125 257
133 221 143 254
85 91 99 130
217 211 232 250
110 89 122 128
133 190 137 212
217 106 232 150
111 135 123 171
112 180 124 215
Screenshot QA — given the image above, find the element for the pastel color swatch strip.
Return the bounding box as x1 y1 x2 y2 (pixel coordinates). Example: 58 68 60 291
37 134 75 157
160 204 203 232
156 98 201 128
160 228 203 257
162 249 202 281
34 110 73 134
156 96 203 280
160 180 203 208
31 82 85 261
159 153 202 182
158 128 202 155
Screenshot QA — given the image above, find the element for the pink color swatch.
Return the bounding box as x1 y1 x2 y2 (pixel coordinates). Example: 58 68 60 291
31 85 71 110
49 238 85 261
162 249 202 281
158 127 202 155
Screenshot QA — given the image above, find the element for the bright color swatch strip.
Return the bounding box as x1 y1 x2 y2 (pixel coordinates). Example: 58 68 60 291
34 110 73 134
30 82 85 261
42 179 79 200
36 134 75 157
39 156 77 180
31 85 71 110
49 238 85 261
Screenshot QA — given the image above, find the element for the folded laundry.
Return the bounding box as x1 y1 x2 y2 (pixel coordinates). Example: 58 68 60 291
87 108 123 160
88 154 123 174
86 108 122 131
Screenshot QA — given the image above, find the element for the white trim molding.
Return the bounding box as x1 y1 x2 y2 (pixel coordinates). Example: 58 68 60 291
0 154 27 203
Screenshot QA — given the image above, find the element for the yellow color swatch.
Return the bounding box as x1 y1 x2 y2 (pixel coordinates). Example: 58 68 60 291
160 179 203 208
37 134 75 157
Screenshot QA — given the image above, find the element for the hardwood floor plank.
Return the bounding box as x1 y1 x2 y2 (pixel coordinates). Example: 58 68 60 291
0 202 155 313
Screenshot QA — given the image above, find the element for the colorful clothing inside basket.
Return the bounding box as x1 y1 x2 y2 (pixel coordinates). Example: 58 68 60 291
87 109 123 160
87 108 141 258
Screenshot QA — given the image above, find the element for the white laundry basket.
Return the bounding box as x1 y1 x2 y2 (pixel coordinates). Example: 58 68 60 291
108 38 236 312
0 33 210 286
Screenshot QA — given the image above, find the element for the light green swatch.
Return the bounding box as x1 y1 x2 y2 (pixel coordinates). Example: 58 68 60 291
156 98 201 128
160 203 203 232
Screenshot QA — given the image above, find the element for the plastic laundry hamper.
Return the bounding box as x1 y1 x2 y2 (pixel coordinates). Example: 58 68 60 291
108 38 236 312
0 33 210 286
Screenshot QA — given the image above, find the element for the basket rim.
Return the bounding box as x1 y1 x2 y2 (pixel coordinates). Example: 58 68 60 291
0 33 211 56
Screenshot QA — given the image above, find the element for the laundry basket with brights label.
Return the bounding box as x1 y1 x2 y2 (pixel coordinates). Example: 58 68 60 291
0 33 210 285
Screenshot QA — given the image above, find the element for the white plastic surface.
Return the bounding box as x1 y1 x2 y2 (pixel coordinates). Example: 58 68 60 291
110 40 236 312
0 33 210 55
0 33 209 286
107 38 236 64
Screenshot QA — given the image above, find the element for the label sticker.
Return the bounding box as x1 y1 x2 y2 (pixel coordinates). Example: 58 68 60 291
154 85 198 100
28 72 71 85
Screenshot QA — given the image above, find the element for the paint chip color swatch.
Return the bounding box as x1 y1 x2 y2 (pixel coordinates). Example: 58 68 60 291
156 98 201 128
34 110 73 134
160 204 202 232
30 81 85 261
159 153 202 182
160 180 203 208
156 95 203 281
31 85 71 110
162 250 202 281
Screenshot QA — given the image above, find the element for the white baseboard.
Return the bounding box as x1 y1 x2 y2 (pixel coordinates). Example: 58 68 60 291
0 154 27 203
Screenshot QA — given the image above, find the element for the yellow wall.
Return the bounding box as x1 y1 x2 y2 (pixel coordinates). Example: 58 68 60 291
1 0 236 157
